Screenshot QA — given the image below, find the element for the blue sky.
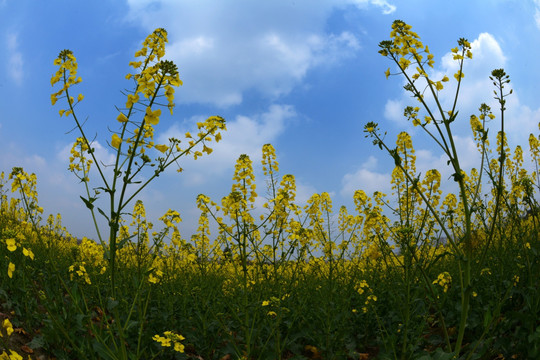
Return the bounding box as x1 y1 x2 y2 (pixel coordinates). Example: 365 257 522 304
2 0 540 240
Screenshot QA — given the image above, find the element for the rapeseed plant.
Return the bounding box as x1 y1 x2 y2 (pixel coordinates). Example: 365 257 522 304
3 20 540 360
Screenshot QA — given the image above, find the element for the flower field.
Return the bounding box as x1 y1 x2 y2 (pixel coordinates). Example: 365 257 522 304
1 21 540 359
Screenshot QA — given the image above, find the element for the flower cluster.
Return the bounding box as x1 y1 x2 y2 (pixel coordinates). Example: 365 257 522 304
261 294 290 318
432 271 452 293
126 28 181 113
0 319 26 360
159 209 182 247
68 137 93 182
69 262 92 285
50 49 83 117
152 331 185 353
9 168 42 218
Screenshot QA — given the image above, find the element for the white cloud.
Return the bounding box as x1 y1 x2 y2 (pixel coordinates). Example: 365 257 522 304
340 136 484 219
383 32 508 136
125 0 391 106
157 104 296 185
294 179 320 205
6 33 23 85
57 139 116 168
0 139 101 239
348 0 396 14
384 98 405 125
370 0 396 14
341 156 392 199
534 0 540 29
435 33 507 116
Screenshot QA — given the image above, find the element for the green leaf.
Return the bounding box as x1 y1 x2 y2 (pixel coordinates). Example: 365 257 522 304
80 196 96 210
97 207 110 222
117 233 136 250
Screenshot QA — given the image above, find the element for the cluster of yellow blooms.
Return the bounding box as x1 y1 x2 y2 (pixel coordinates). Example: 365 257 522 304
68 262 92 285
0 318 27 360
261 294 290 318
152 331 185 353
68 137 93 182
432 272 452 293
50 49 82 117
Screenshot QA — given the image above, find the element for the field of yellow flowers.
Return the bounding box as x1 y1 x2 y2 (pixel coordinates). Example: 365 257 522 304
2 21 540 360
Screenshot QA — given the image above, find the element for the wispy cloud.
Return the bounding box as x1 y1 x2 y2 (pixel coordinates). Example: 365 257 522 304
124 0 390 106
157 104 296 185
6 32 23 86
534 0 540 29
383 32 507 136
341 156 392 199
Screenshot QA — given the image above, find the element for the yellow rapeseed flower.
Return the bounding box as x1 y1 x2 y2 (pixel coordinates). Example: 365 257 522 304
144 107 161 126
2 319 14 337
5 238 16 252
454 70 464 81
22 247 34 260
174 342 185 353
117 113 128 123
433 272 452 292
0 350 23 360
126 93 139 108
154 144 169 153
153 331 185 353
111 134 122 149
7 262 15 278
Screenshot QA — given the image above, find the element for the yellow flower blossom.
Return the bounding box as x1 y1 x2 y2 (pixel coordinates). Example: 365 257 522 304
2 319 14 336
117 113 128 123
153 331 185 353
366 295 377 303
5 238 16 252
126 93 139 108
433 272 452 292
7 262 15 278
144 106 161 126
454 70 464 80
398 57 411 69
111 134 122 149
481 268 491 276
22 247 34 260
174 342 185 353
154 144 169 153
